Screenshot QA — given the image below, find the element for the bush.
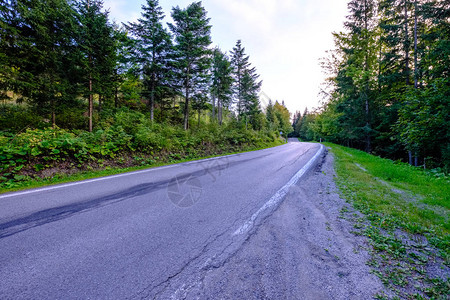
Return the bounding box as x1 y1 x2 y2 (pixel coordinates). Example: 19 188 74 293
0 104 46 132
0 116 283 188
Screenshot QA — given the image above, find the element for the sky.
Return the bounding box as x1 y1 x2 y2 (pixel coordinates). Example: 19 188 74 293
103 0 349 115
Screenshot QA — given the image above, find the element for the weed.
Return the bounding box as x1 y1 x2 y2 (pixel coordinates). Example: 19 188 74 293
326 142 449 299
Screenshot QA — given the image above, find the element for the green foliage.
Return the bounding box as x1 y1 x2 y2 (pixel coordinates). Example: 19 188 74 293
0 108 282 189
125 0 173 120
328 142 449 236
397 80 450 172
211 48 233 125
0 104 46 132
265 100 291 137
313 0 449 169
0 0 291 190
168 1 212 130
230 40 263 124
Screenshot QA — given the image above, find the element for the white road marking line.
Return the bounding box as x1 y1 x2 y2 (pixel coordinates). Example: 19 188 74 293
0 165 175 200
233 144 324 236
0 143 291 200
0 142 294 200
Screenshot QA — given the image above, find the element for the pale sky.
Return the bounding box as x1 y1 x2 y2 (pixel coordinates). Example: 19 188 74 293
104 0 348 115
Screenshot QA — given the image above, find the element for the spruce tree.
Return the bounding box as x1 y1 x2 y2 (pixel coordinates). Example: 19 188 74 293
230 40 250 119
125 0 172 121
77 0 116 131
168 1 212 130
241 69 262 129
0 0 79 126
211 48 233 125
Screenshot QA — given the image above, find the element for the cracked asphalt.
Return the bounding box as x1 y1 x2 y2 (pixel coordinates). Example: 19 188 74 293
0 140 385 299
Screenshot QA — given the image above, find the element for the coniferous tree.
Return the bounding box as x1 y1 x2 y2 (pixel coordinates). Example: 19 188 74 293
77 0 116 130
241 69 262 129
230 40 250 119
343 0 378 152
125 0 172 121
230 40 262 124
168 1 212 130
397 0 450 169
0 0 79 126
211 48 233 125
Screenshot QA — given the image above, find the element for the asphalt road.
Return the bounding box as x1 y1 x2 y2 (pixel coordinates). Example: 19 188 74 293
0 140 325 299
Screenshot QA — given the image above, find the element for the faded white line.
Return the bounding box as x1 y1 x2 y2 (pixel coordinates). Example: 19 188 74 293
0 143 291 200
0 165 176 200
233 144 324 236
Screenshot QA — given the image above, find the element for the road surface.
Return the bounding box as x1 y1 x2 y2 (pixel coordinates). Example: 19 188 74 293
0 140 385 299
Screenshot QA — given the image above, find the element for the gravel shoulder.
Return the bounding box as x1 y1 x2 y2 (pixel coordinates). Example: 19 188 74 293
193 149 388 299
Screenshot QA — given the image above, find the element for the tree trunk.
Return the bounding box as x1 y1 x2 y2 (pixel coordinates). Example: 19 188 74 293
88 75 93 132
150 77 155 121
87 0 93 132
211 94 216 122
184 86 189 130
51 98 56 128
184 65 190 130
363 0 371 153
414 0 418 89
404 0 411 85
115 86 119 108
173 96 176 116
365 96 371 153
237 68 241 121
218 98 223 125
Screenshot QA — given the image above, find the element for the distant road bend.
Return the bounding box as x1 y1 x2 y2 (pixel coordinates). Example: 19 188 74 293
0 140 329 298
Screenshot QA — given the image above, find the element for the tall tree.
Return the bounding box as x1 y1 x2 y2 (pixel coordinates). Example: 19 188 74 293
343 0 378 152
211 48 233 125
397 0 450 169
77 0 116 131
0 0 79 126
125 0 172 121
168 1 212 130
240 69 262 129
230 40 250 119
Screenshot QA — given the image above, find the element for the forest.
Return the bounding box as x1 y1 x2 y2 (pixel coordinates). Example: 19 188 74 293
292 0 449 172
0 0 292 188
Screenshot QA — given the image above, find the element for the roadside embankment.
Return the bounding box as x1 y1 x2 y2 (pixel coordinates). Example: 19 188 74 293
326 142 449 299
0 120 283 193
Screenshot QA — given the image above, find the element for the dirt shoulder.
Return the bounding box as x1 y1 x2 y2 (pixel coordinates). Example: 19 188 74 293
196 149 389 299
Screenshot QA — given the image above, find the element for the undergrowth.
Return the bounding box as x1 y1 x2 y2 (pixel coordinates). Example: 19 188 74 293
0 109 283 192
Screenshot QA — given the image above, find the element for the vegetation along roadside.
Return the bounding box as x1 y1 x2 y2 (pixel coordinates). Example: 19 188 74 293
326 142 449 299
0 109 285 194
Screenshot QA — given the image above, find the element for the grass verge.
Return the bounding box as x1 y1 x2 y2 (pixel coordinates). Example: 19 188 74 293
325 142 449 299
0 140 284 194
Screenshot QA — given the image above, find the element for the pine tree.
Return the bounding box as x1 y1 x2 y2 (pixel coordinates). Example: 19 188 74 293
125 0 172 121
168 1 212 130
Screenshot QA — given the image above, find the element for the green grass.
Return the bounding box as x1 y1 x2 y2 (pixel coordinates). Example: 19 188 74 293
0 140 284 194
325 142 449 299
326 142 449 237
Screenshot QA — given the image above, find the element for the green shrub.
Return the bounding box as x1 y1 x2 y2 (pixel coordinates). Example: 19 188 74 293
0 104 46 132
0 116 283 189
